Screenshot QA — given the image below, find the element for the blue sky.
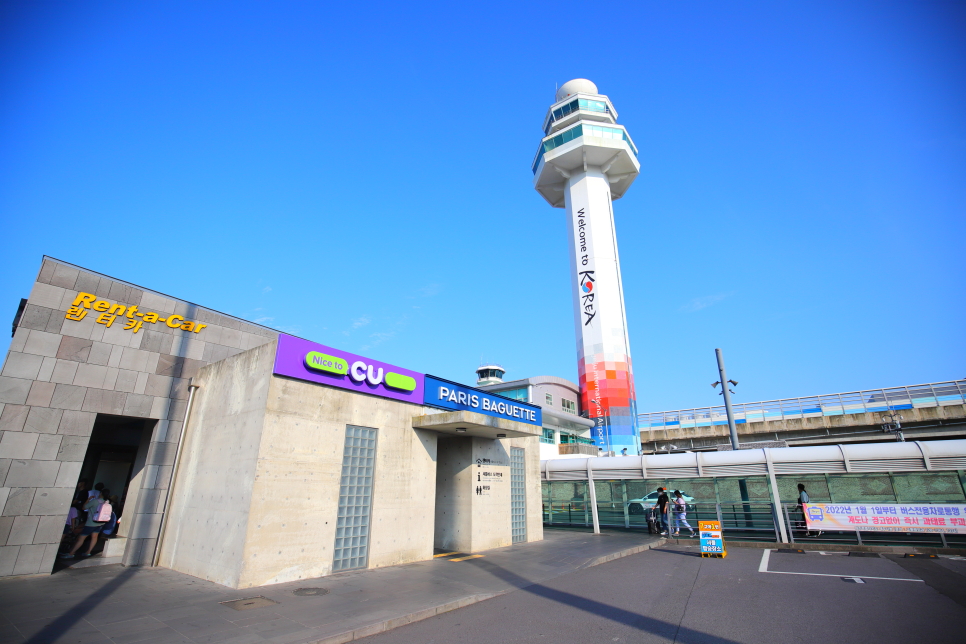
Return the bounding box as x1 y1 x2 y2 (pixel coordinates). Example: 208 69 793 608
1 1 963 412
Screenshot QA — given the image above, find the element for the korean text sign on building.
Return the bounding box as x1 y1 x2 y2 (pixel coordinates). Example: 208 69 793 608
804 503 966 534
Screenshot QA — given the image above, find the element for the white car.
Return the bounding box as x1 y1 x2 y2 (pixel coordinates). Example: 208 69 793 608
626 491 695 515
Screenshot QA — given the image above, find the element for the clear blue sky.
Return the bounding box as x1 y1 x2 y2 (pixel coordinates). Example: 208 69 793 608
1 1 964 412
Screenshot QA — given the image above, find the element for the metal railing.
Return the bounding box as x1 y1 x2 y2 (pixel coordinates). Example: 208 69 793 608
543 499 966 548
638 380 966 432
544 501 783 541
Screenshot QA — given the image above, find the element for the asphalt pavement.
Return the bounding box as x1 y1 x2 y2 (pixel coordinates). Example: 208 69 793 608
0 528 664 644
357 545 966 644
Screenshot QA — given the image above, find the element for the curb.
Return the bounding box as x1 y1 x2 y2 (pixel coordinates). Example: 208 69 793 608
578 538 667 569
312 538 666 644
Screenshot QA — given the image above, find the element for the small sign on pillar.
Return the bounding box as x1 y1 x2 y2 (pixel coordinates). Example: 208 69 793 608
698 520 726 558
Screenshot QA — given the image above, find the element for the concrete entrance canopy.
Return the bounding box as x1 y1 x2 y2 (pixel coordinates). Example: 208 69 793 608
412 410 541 439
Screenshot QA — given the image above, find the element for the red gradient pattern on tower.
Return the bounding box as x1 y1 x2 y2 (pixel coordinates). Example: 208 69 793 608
577 354 636 418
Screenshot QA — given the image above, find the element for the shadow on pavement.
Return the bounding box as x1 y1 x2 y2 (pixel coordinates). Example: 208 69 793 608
649 547 703 558
25 567 138 644
887 556 966 609
464 556 741 644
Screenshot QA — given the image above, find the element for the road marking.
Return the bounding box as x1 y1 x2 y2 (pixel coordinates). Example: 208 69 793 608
449 554 484 562
433 552 459 558
758 548 771 572
844 577 865 583
758 549 922 582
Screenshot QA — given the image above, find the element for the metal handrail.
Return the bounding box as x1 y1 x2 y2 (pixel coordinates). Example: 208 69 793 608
543 498 963 548
639 379 966 430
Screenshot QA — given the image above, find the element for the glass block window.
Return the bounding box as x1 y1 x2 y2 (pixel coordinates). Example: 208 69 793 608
511 447 527 543
545 393 554 406
561 398 577 414
332 425 377 572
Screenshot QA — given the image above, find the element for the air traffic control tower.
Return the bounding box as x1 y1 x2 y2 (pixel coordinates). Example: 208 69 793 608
532 79 641 456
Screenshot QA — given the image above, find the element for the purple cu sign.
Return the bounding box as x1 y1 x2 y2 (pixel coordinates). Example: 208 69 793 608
273 334 425 404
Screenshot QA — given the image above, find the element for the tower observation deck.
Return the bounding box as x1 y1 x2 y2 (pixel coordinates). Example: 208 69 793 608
532 79 641 456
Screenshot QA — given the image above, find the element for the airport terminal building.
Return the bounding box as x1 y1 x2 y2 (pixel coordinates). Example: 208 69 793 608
0 257 545 586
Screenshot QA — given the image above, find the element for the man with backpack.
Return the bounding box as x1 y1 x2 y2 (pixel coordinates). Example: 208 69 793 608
59 488 111 559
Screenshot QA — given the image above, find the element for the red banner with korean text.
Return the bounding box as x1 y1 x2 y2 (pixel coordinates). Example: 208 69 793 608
803 503 966 534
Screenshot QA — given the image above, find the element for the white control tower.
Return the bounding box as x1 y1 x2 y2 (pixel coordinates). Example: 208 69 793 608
531 79 641 456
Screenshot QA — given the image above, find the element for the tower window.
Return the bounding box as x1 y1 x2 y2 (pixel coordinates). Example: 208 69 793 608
562 398 577 414
545 393 553 406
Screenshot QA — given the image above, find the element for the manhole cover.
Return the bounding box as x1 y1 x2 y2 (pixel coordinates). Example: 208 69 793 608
220 596 279 611
293 587 329 597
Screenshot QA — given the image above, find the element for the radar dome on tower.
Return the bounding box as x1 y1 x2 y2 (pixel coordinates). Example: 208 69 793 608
556 79 599 102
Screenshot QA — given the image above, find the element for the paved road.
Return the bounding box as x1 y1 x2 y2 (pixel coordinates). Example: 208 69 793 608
358 545 966 644
0 529 662 644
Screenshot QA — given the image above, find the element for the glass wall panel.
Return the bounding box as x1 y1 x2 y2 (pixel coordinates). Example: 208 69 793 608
594 480 625 526
667 478 717 505
776 474 831 503
716 477 771 503
626 479 657 501
828 474 895 503
499 387 529 402
545 480 591 526
893 472 966 503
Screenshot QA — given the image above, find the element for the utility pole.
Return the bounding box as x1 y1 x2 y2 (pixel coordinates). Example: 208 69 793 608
713 348 751 527
714 348 740 449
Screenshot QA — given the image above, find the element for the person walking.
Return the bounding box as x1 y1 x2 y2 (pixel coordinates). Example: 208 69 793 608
60 488 110 559
653 487 670 536
797 483 821 537
671 490 696 537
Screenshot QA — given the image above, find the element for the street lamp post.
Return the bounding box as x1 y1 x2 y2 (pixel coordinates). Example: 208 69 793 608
712 348 751 527
712 348 740 449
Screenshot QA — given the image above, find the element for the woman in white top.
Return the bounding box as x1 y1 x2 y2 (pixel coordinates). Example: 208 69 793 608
671 490 695 537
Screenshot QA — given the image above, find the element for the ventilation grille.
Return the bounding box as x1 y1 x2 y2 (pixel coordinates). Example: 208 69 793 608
702 463 769 477
849 458 925 472
773 460 847 474
592 468 643 480
931 456 966 470
550 470 590 481
647 467 701 478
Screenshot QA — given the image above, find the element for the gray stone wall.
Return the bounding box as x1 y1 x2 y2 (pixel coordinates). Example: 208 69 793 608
0 257 278 577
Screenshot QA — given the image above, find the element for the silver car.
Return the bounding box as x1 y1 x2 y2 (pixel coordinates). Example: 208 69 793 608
626 491 695 515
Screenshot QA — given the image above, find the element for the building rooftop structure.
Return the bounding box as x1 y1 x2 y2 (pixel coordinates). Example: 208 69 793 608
476 370 597 460
638 380 966 453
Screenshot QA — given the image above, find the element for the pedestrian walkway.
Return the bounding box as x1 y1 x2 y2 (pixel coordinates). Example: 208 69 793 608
0 528 664 644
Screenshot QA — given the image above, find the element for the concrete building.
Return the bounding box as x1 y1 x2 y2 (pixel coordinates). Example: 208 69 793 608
0 258 544 585
531 79 642 456
474 366 597 461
